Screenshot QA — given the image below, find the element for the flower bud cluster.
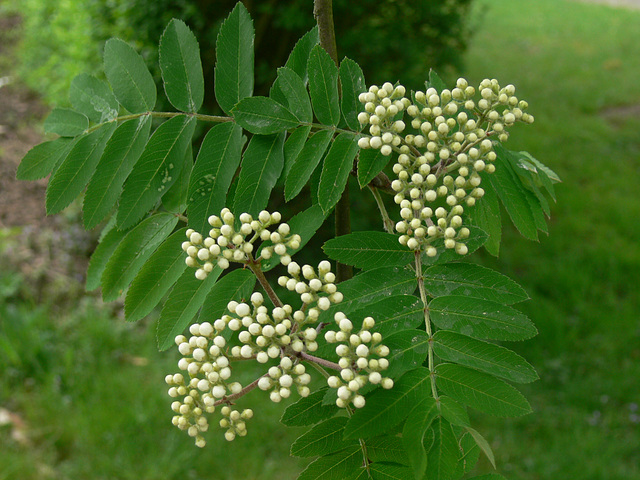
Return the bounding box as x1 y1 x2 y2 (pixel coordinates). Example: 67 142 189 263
357 78 533 256
166 320 238 447
181 208 301 279
257 357 312 402
325 313 393 408
277 260 343 312
218 405 253 442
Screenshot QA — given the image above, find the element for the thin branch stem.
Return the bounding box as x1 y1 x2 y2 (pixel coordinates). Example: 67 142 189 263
246 258 284 308
299 351 341 371
414 250 439 400
214 374 266 406
368 185 394 234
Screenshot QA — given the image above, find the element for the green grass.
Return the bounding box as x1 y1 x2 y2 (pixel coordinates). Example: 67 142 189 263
2 0 640 478
458 0 640 478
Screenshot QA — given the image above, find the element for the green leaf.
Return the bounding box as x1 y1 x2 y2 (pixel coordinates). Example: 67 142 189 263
339 58 366 131
69 73 119 123
16 137 74 180
324 265 416 318
423 263 528 305
384 330 430 379
101 213 178 302
422 226 488 266
117 115 196 229
297 445 362 480
198 268 255 324
215 2 254 115
436 363 532 417
187 122 243 232
427 70 447 92
233 132 285 216
271 67 313 123
46 123 117 215
285 129 333 201
433 331 538 384
357 149 389 189
348 295 424 339
159 19 204 113
471 178 501 256
343 367 432 440
365 436 409 465
291 417 353 457
124 227 188 322
429 295 537 341
318 133 359 213
466 474 507 480
259 204 328 272
103 38 156 113
232 96 300 134
519 151 560 199
402 397 439 479
281 386 339 427
488 145 538 240
459 432 481 473
83 115 152 229
323 231 413 270
307 45 340 126
425 416 460 480
438 396 470 427
43 108 88 137
285 27 319 85
464 427 496 469
370 463 413 480
157 267 222 351
162 143 193 213
86 224 128 291
283 125 312 180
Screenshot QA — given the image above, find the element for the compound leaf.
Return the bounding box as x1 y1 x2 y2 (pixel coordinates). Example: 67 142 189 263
436 363 532 417
104 38 156 113
101 213 178 302
318 132 359 214
118 115 196 229
43 108 88 137
285 27 319 85
232 96 300 134
369 463 413 480
271 66 313 123
187 122 243 232
323 231 413 270
365 436 409 465
402 397 439 479
46 122 116 215
16 137 74 180
348 294 424 338
297 445 362 480
215 2 254 115
283 125 312 179
429 295 537 341
69 73 119 123
433 331 538 383
307 45 340 125
357 148 389 189
425 416 460 480
384 330 430 379
86 224 128 291
281 387 339 427
157 266 222 351
285 129 333 201
125 227 189 322
198 268 255 324
83 115 152 229
343 367 431 440
291 417 353 458
423 263 528 305
339 58 366 131
159 19 204 113
233 132 285 216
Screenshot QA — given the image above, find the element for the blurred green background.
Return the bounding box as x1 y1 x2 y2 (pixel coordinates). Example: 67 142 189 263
1 0 639 478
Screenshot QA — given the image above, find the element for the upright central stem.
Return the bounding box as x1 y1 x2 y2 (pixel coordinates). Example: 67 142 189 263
314 0 352 282
415 250 439 400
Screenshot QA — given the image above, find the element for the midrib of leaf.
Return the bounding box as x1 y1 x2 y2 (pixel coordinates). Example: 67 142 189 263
431 300 532 336
109 42 149 110
175 30 195 112
235 135 281 207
